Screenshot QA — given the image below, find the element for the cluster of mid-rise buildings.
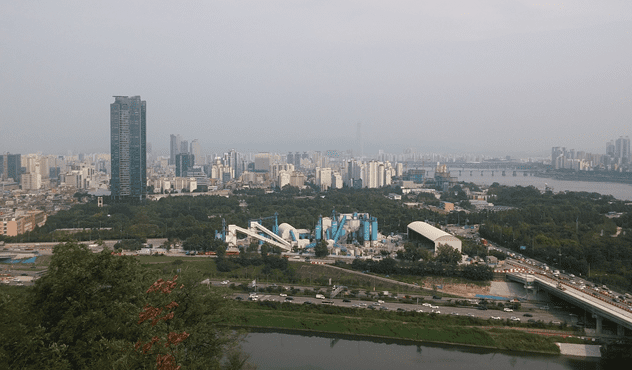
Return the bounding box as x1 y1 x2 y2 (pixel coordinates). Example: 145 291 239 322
8 94 604 236
1 96 475 205
551 136 631 171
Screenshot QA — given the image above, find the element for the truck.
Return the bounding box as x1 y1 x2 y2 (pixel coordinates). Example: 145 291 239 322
315 294 326 299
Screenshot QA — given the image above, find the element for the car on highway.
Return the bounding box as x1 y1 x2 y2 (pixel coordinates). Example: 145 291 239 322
503 308 513 312
490 316 501 320
523 313 533 317
280 293 287 297
342 299 351 302
285 297 294 301
416 309 424 313
510 317 520 322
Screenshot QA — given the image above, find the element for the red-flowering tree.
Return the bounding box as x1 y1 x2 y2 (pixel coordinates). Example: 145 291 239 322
135 273 251 370
135 275 190 370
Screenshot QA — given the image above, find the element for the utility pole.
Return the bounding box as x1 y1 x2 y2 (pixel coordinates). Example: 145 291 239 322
559 248 562 270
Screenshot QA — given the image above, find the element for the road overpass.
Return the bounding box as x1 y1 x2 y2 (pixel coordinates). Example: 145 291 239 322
506 271 632 336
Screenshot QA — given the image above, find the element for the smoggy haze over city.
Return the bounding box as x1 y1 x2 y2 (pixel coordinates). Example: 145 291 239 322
1 1 631 157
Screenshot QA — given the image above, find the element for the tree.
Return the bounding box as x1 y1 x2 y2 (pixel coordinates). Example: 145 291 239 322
30 242 147 369
396 242 432 262
314 240 329 258
2 241 251 369
435 244 462 265
260 243 270 257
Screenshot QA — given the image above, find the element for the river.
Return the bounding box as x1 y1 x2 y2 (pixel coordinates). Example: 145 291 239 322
242 331 603 370
432 168 632 201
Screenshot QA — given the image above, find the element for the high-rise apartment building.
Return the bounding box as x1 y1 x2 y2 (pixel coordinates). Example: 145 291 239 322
110 96 146 201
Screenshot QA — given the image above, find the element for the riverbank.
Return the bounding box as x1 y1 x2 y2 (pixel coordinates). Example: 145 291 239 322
242 331 603 370
535 170 632 185
223 301 591 355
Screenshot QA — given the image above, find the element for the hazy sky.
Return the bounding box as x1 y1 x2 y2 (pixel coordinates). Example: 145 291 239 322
1 1 631 158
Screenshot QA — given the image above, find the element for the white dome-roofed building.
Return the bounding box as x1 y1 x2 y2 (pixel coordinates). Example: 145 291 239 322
278 223 298 241
278 223 311 249
407 221 462 254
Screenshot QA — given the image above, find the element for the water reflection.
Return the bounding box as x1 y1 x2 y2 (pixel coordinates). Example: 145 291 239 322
242 330 603 370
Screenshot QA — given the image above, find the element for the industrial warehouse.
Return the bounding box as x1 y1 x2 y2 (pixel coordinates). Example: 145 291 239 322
214 211 461 258
406 221 462 254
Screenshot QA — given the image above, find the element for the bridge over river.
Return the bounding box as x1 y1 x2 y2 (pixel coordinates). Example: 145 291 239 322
504 269 632 336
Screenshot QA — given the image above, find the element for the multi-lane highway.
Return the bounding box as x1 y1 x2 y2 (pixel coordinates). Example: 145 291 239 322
500 257 632 335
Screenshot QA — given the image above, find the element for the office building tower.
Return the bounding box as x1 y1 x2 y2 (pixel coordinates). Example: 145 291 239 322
228 149 244 179
175 153 194 177
606 140 615 157
254 153 271 172
615 136 630 163
170 134 181 165
294 151 301 168
180 140 189 155
1 153 22 183
110 96 146 201
190 139 201 166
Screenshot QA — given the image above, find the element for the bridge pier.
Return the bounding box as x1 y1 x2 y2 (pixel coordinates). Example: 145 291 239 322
618 324 625 337
595 315 603 335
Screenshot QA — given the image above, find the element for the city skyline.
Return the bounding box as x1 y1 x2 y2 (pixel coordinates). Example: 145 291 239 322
1 2 631 156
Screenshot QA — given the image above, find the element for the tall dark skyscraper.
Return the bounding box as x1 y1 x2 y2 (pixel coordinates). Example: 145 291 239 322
110 96 146 201
0 153 22 183
175 153 194 177
170 134 180 165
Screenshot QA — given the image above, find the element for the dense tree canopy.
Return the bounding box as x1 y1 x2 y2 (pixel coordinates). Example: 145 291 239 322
482 186 632 292
0 242 247 369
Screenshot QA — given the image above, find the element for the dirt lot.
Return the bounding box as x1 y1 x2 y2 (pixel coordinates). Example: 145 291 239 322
294 263 491 298
419 277 491 298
